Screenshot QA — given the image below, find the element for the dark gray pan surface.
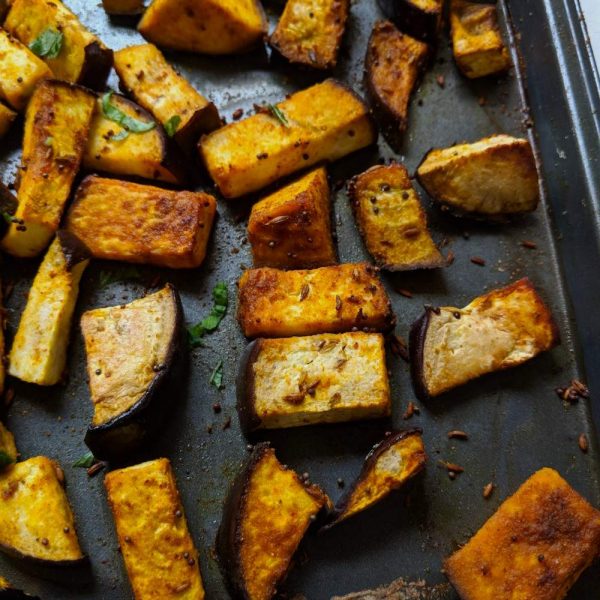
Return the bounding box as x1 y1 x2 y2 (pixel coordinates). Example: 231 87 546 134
0 0 599 598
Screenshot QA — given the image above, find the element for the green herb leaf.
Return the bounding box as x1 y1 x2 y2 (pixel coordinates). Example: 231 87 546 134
99 265 144 289
0 211 15 225
101 92 156 135
164 115 181 138
268 104 289 127
209 360 223 389
0 450 15 469
187 282 228 348
29 28 64 59
44 136 54 147
73 451 95 468
111 129 130 142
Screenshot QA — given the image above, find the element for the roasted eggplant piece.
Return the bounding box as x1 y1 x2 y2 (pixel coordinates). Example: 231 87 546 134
348 163 444 271
416 134 540 220
365 21 428 145
269 0 350 70
0 102 16 138
0 27 52 112
0 422 17 470
138 0 267 55
4 0 113 90
410 278 560 400
326 430 426 527
81 286 183 461
66 176 217 269
102 0 145 16
450 0 511 79
8 232 90 386
237 332 391 433
248 167 337 269
0 181 18 241
377 0 442 43
200 79 376 198
217 443 330 600
105 458 205 599
0 456 84 565
445 468 600 600
1 80 95 258
238 262 395 338
114 44 221 150
83 94 187 186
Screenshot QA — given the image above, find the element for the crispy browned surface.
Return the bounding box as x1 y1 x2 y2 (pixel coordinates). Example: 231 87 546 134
105 459 205 599
332 577 451 599
349 163 443 271
5 0 112 89
0 28 52 112
114 44 221 148
366 21 428 139
378 0 443 43
66 176 216 269
416 134 539 218
237 262 395 338
450 0 510 79
445 468 600 600
199 79 376 198
84 95 186 185
0 457 83 564
270 0 349 70
1 80 95 258
415 278 560 398
248 167 337 269
101 0 144 15
138 0 267 55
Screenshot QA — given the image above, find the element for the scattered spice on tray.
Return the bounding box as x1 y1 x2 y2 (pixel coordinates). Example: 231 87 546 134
446 251 455 265
389 334 410 362
555 379 590 403
232 108 244 120
396 288 413 298
579 433 589 453
521 240 537 249
436 74 445 88
483 482 495 499
222 417 232 430
447 430 468 440
439 460 464 475
470 256 486 266
403 401 420 420
87 461 107 478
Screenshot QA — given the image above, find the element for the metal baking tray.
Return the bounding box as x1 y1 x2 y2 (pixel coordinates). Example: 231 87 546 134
1 0 599 598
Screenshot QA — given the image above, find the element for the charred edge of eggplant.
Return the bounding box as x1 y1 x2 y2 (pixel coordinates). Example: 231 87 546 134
268 37 337 72
409 308 434 401
0 541 86 569
216 442 272 600
0 181 18 238
173 104 222 154
56 230 92 271
376 0 441 44
324 428 424 529
84 284 185 462
236 339 264 436
78 43 114 91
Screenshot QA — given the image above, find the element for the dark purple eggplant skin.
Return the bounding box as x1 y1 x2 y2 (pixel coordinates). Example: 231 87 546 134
56 230 92 272
235 339 264 436
84 284 185 463
376 0 442 44
0 181 18 239
409 307 435 401
216 442 271 600
78 42 113 91
324 428 424 529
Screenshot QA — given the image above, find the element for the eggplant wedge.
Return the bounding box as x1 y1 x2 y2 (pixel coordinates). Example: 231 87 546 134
0 28 52 112
0 456 84 565
138 0 267 55
0 422 17 470
217 443 330 600
1 80 95 259
269 0 350 70
445 468 600 600
348 163 444 271
8 232 90 386
0 181 18 241
410 278 560 400
365 21 428 146
200 79 376 198
66 176 217 269
83 94 188 186
4 0 113 90
81 286 183 461
326 429 426 527
416 135 540 220
0 577 40 599
101 0 145 16
376 0 443 43
114 44 221 150
238 262 395 338
105 458 205 599
248 167 337 269
0 102 16 138
237 332 391 433
450 0 511 79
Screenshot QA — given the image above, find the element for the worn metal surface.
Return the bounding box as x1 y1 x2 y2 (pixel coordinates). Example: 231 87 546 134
0 0 599 598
